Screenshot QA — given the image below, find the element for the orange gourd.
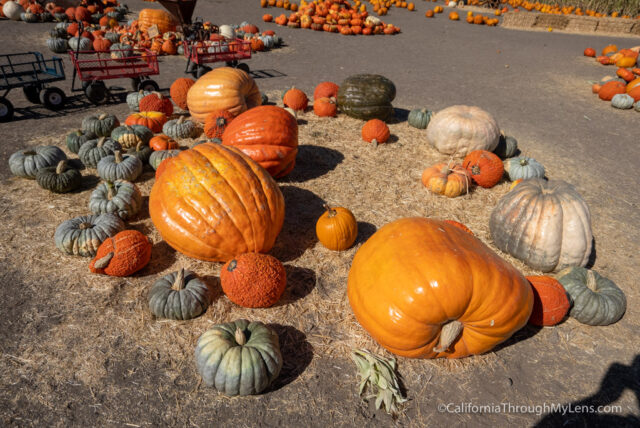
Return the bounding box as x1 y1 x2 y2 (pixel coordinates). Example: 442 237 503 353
602 44 618 56
169 77 195 111
283 87 309 111
221 105 298 178
149 134 179 151
149 143 285 262
361 119 390 145
204 109 235 139
89 230 152 277
462 150 504 188
316 204 358 251
348 218 533 359
526 276 570 326
616 67 635 82
221 253 287 308
125 111 167 133
187 67 262 122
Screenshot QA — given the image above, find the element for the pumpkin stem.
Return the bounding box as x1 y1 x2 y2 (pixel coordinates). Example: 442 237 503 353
97 136 106 148
371 139 378 148
471 165 481 176
323 204 337 218
226 259 237 272
98 113 107 120
433 320 463 353
586 270 598 292
24 150 37 156
78 222 93 230
153 91 163 99
172 268 186 291
93 252 114 269
56 160 67 174
114 150 123 163
177 116 185 124
135 141 144 152
234 327 247 346
519 158 529 166
216 116 227 127
106 182 115 200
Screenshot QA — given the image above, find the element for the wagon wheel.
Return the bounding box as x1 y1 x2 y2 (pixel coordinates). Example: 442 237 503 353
196 65 212 78
0 97 14 122
236 63 250 73
85 81 109 105
138 79 160 92
23 84 42 104
40 87 66 111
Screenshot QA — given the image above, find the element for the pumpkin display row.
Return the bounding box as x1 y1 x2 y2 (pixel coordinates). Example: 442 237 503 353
583 45 640 111
1 0 127 23
490 0 640 17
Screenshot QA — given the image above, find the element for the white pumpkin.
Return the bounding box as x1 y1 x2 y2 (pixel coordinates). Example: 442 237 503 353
219 25 236 40
3 1 25 21
426 105 500 157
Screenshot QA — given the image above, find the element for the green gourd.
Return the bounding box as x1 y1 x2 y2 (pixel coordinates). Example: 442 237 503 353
36 160 82 193
407 108 433 129
54 213 124 257
97 150 143 182
148 269 213 320
89 180 142 220
9 145 67 179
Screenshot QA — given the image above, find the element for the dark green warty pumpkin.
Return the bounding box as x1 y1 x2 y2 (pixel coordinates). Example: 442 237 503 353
9 145 67 179
148 269 213 320
36 160 82 193
89 180 142 220
337 74 396 121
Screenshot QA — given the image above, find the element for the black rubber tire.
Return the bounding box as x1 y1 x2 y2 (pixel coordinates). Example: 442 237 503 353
23 85 42 104
131 77 141 91
236 63 250 73
0 97 14 122
196 65 211 79
85 81 108 105
40 87 66 111
138 79 159 92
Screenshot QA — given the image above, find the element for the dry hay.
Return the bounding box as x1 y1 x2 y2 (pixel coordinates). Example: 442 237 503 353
0 92 624 412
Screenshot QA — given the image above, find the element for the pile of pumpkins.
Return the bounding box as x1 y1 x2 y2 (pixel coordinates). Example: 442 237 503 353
262 0 402 35
429 8 499 26
490 0 640 18
584 44 640 111
1 0 127 23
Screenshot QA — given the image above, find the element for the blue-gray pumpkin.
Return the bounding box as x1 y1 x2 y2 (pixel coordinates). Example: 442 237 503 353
503 156 545 181
126 90 151 111
126 141 153 164
149 149 181 170
9 145 67 179
105 31 121 44
36 160 82 193
148 269 213 320
89 180 142 220
195 319 283 396
68 37 92 51
407 108 433 129
611 93 634 110
78 137 121 168
162 116 198 139
82 113 120 137
66 129 96 154
47 38 68 54
54 213 125 257
493 133 518 159
111 125 153 149
96 150 143 182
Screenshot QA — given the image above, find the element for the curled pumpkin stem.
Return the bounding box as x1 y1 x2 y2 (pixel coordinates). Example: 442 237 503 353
433 320 463 353
172 268 185 291
93 252 114 269
323 204 337 217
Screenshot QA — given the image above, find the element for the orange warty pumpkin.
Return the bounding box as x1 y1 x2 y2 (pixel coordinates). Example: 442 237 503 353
149 134 179 151
283 87 309 111
361 119 390 145
348 218 533 359
313 97 337 117
125 111 167 133
204 109 235 139
187 67 262 122
221 253 287 308
170 77 195 111
149 143 285 262
89 230 152 277
138 8 177 34
139 92 174 116
462 150 504 188
221 105 298 178
313 81 339 100
526 276 570 326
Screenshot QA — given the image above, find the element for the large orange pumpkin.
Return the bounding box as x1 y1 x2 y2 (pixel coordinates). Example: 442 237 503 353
348 218 533 359
187 67 262 123
149 143 285 262
221 105 298 178
138 8 177 34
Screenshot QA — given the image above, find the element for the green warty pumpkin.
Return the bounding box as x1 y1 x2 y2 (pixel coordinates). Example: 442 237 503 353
66 129 97 154
54 213 125 257
36 160 82 193
97 150 143 182
126 90 151 112
9 145 67 179
162 116 198 139
78 137 121 168
407 108 433 129
82 113 120 137
89 180 142 220
148 269 213 320
337 74 396 121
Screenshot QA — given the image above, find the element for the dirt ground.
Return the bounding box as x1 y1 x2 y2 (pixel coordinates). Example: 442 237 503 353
1 1 639 427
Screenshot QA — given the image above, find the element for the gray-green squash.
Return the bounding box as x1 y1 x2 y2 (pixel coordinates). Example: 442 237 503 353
82 113 120 137
36 160 82 193
148 269 213 320
110 43 133 60
78 137 121 168
9 145 67 179
68 36 92 51
503 156 545 181
494 133 519 159
149 149 181 170
194 319 283 396
46 37 68 54
162 116 198 139
111 125 153 149
126 90 151 111
49 27 68 38
557 267 626 326
97 150 143 182
407 108 433 129
66 129 96 154
126 141 153 164
54 213 125 257
105 31 121 44
89 180 142 220
337 74 396 121
611 93 634 110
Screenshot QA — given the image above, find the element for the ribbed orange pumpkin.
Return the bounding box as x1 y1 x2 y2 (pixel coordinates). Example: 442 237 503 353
443 220 474 235
313 97 338 117
627 77 640 93
221 105 298 178
187 67 262 122
316 204 358 251
422 163 471 198
348 218 533 359
138 8 177 34
361 119 390 145
598 81 626 100
149 134 179 151
149 143 285 262
628 86 640 102
583 47 596 57
74 6 91 22
125 111 167 133
93 37 112 51
221 253 287 308
139 92 174 116
462 150 504 188
313 81 339 100
204 109 234 139
526 276 570 326
283 87 309 111
170 77 195 111
89 230 152 277
616 67 635 82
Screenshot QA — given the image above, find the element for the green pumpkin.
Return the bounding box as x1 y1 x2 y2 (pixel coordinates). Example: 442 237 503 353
9 145 67 179
78 137 121 168
105 31 121 44
46 38 68 54
162 116 198 139
148 269 213 320
195 319 283 396
89 180 142 220
494 134 519 159
149 149 181 170
111 125 153 149
82 113 120 137
126 141 153 164
126 90 151 112
407 108 433 129
66 129 96 154
97 150 143 182
49 27 67 38
557 267 626 326
337 74 396 121
36 160 82 193
110 43 133 59
611 94 634 110
54 213 124 257
503 156 545 181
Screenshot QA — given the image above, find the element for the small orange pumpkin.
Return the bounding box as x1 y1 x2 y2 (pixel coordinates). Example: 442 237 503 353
316 204 358 251
221 253 287 308
313 97 338 117
617 67 635 82
462 150 504 188
421 163 472 198
602 44 618 56
313 81 339 100
89 230 152 277
125 111 167 133
203 109 235 139
283 87 309 111
361 119 390 145
149 134 179 151
526 276 570 326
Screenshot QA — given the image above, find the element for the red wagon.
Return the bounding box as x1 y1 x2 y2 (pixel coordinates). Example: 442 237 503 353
183 38 252 78
69 48 160 104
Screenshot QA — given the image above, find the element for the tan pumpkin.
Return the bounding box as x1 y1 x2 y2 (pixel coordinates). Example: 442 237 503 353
187 67 262 123
426 105 500 157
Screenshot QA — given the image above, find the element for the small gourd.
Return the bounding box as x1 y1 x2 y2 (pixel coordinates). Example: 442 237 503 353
162 116 198 139
148 269 213 320
54 213 125 257
97 150 143 182
361 119 390 146
407 108 433 129
82 113 120 137
78 137 121 168
66 129 96 154
89 180 142 220
503 156 545 181
9 145 67 179
221 253 287 308
36 160 82 193
89 230 152 276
